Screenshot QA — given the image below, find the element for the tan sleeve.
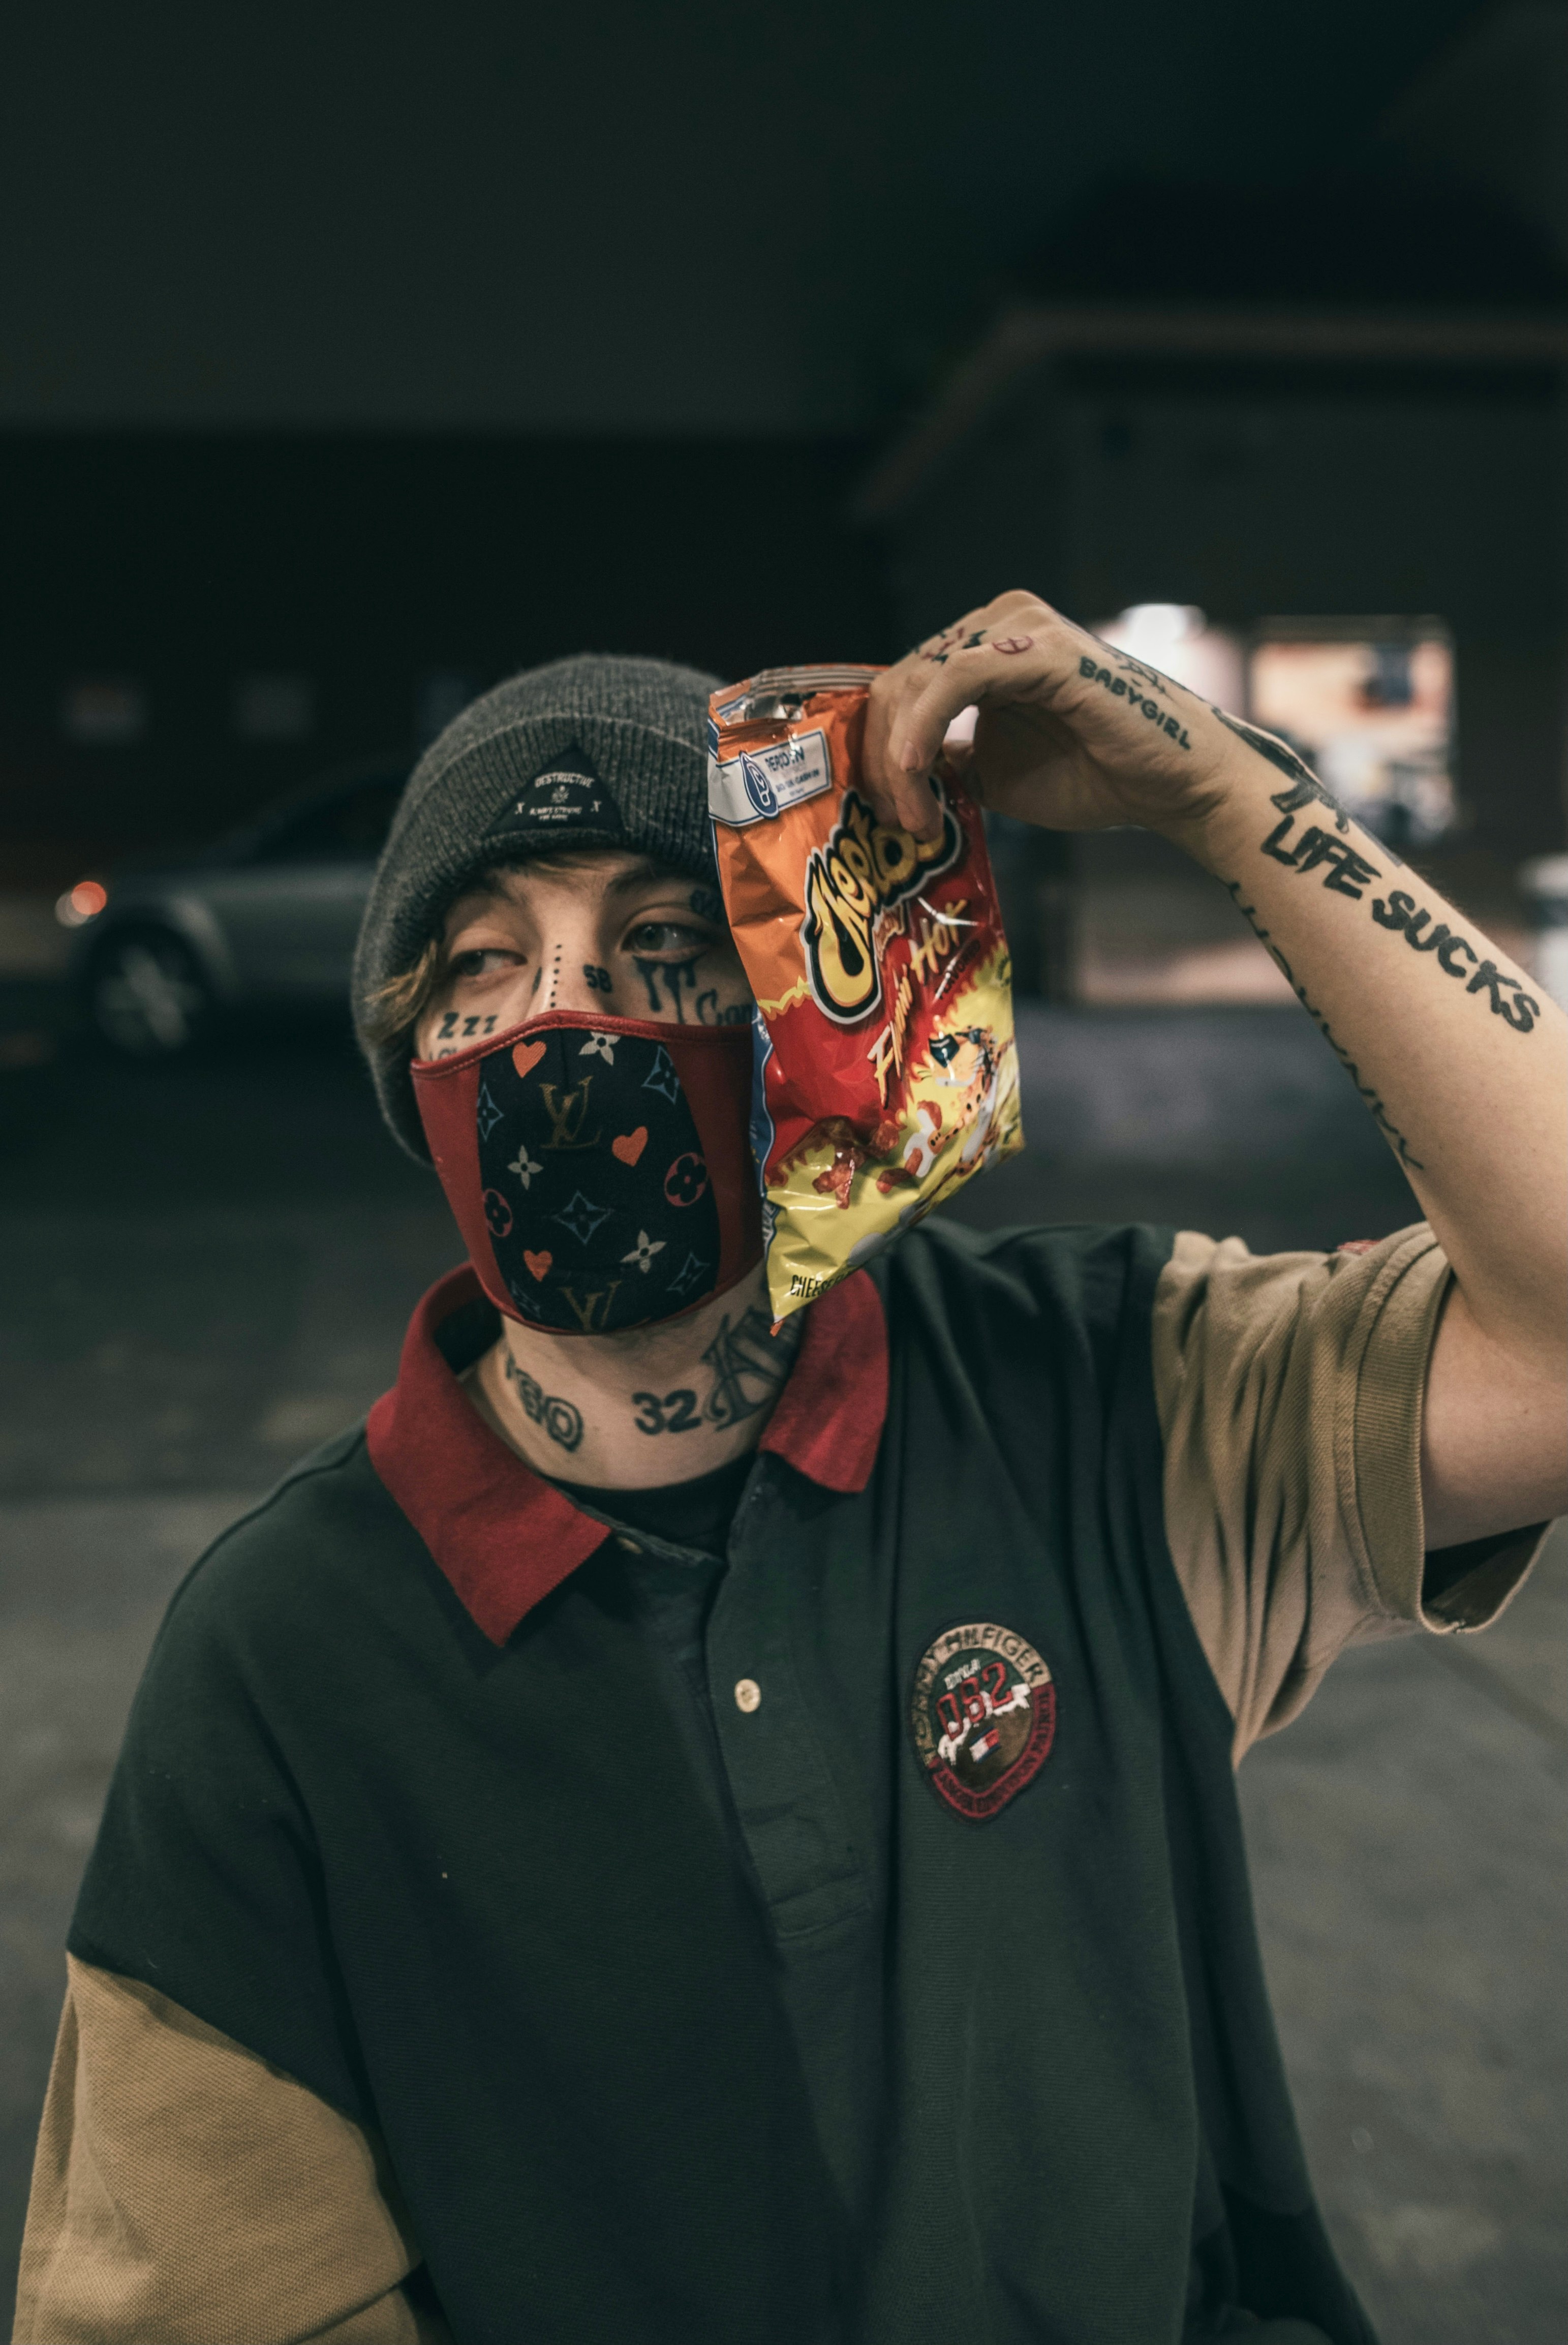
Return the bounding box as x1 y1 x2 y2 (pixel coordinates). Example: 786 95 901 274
1152 1222 1547 1763
13 1956 453 2345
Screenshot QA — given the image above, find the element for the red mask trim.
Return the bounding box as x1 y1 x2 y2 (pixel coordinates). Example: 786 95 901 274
411 1010 760 1330
365 1261 889 1644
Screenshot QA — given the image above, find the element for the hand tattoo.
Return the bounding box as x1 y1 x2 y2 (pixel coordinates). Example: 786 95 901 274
1076 654 1192 747
503 1353 584 1453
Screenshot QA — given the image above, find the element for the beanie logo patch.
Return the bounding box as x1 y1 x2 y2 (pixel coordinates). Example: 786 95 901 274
485 746 626 844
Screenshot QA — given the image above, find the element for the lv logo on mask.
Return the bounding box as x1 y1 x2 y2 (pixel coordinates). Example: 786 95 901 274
539 1079 601 1150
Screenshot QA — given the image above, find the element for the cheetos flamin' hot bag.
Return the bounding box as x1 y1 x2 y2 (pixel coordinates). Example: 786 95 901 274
709 664 1023 1322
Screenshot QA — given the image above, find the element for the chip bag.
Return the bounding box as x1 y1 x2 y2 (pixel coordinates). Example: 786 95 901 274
709 663 1023 1322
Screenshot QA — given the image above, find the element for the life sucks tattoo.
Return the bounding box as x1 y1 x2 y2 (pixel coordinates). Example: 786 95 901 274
1370 894 1539 1028
1076 654 1193 749
504 1352 583 1454
631 1304 801 1437
1252 782 1541 1035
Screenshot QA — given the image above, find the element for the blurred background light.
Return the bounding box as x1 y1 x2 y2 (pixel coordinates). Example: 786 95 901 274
1094 605 1246 710
53 879 108 928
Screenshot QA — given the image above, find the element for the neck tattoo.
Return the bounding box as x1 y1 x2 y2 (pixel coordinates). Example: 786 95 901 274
630 1303 802 1439
502 1352 584 1454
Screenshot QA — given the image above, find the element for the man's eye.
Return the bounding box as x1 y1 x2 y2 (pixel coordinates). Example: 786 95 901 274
623 922 707 957
448 948 522 978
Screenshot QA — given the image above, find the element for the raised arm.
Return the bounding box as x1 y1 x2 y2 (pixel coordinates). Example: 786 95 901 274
862 591 1568 1549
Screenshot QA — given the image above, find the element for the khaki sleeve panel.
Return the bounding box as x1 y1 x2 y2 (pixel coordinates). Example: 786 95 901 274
13 1957 452 2345
1152 1222 1535 1763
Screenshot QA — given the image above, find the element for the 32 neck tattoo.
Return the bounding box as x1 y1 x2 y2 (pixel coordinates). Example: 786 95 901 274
631 1303 802 1438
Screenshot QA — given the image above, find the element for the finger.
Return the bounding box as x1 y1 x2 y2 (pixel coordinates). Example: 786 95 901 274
862 610 998 836
885 634 1047 801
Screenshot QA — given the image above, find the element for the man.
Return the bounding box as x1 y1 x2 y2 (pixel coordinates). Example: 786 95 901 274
15 598 1565 2345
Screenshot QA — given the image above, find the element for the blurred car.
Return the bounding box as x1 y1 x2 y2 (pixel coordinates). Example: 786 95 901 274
60 762 408 1056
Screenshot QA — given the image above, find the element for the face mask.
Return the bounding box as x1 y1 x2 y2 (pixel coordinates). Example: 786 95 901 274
411 1011 761 1335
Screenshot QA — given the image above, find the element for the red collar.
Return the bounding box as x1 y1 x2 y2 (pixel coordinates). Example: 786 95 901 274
367 1266 888 1645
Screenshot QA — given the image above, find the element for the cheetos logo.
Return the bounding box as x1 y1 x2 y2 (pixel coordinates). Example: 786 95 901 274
801 785 962 1026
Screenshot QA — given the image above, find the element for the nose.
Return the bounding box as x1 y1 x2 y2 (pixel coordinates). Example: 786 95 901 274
533 910 609 1020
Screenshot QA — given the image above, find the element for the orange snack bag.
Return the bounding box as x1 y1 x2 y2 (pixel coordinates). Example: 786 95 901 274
708 663 1023 1321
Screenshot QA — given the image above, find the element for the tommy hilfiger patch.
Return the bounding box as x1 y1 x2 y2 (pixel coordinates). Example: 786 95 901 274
910 1622 1055 1821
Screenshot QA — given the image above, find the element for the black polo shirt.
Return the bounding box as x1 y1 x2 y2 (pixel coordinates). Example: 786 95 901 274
68 1220 1374 2345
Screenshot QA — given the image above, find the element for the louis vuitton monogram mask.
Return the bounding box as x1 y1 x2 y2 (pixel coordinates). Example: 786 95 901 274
411 1011 762 1334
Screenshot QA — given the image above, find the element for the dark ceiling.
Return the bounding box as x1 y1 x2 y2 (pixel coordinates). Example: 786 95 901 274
0 0 1501 434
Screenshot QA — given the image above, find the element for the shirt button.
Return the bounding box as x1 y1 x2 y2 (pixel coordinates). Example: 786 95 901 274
733 1678 762 1714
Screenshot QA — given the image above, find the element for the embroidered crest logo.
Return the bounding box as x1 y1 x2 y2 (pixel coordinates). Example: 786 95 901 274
910 1622 1055 1821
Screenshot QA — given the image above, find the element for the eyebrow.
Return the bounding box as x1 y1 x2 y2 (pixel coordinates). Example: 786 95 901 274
441 857 706 940
604 858 696 898
460 857 694 903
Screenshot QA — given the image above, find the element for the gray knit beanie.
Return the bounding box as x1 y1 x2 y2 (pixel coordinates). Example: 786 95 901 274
354 652 721 1161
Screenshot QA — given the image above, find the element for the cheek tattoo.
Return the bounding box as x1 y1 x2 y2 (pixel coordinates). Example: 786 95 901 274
583 964 613 993
695 990 751 1026
632 953 702 1020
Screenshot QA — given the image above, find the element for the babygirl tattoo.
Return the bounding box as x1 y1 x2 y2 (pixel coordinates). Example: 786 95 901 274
1076 653 1192 747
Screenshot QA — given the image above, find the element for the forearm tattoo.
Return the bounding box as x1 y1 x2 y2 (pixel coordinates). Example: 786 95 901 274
1212 708 1357 826
1223 880 1425 1170
632 1303 803 1437
1233 744 1541 1037
1253 806 1540 1034
1369 893 1539 1030
504 1353 584 1453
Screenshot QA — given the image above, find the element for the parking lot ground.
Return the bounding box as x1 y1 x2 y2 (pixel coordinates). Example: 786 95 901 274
2 1006 1560 2340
